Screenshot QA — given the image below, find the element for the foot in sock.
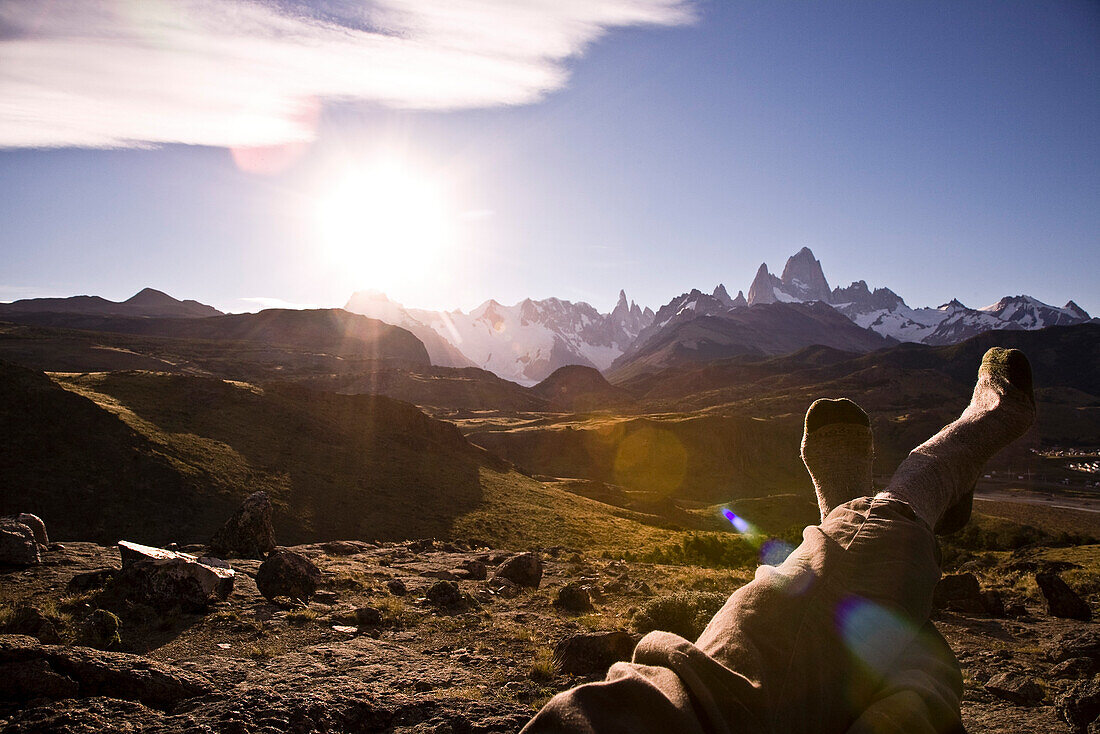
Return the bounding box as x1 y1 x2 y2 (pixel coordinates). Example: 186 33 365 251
879 347 1036 532
801 398 873 521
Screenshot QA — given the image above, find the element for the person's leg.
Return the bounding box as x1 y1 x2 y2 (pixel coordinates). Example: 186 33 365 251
801 398 874 519
526 349 1033 734
878 348 1035 532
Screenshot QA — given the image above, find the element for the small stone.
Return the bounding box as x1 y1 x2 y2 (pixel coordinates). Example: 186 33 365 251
387 579 407 596
554 583 593 613
331 625 358 634
1037 571 1092 621
493 552 542 589
984 671 1044 706
217 643 231 649
208 491 276 559
255 547 322 602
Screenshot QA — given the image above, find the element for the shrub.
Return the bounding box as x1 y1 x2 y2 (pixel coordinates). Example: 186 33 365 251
632 591 728 640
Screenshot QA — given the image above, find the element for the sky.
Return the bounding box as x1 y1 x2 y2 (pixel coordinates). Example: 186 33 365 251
1 0 1097 316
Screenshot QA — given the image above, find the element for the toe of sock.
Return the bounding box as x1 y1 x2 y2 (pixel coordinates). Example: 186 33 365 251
805 398 870 434
980 348 1034 398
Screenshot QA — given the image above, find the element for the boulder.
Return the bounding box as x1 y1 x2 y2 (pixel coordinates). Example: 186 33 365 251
0 519 40 566
2 513 48 547
426 580 464 608
552 631 638 675
1057 675 1100 734
111 541 234 612
354 606 383 626
984 671 1044 706
0 634 211 708
255 547 322 602
208 491 275 559
386 578 408 596
554 583 594 613
1037 571 1092 621
493 552 542 589
932 573 985 613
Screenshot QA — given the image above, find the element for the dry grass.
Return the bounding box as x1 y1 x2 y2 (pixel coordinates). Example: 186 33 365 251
528 647 555 682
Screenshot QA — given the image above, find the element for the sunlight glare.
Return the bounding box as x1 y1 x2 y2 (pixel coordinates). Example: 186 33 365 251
315 157 453 288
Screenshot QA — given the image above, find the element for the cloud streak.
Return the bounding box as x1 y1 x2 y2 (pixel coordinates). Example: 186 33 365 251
0 0 694 149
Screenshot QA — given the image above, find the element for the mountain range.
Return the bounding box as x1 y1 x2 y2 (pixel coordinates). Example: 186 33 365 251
345 247 1090 381
2 252 1090 384
345 289 654 384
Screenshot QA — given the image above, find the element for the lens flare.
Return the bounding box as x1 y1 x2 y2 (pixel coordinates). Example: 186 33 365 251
721 508 751 533
835 595 916 675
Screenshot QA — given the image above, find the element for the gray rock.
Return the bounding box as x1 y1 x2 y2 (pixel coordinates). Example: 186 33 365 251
255 547 321 602
984 670 1044 706
493 552 542 589
1056 675 1100 734
552 631 638 675
2 513 48 547
0 519 40 566
112 541 234 612
1037 571 1092 621
554 582 593 613
208 490 276 559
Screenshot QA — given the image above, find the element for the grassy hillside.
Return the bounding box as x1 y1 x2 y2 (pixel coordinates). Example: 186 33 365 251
0 362 678 551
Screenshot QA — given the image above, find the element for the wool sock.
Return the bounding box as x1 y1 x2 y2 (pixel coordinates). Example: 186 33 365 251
801 398 874 521
878 348 1035 532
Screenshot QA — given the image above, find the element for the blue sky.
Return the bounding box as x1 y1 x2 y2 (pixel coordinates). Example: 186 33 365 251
1 0 1097 316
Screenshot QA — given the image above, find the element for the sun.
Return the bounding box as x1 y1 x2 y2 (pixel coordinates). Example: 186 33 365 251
315 157 452 287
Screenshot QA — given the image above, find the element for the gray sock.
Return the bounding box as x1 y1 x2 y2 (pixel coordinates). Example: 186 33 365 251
801 398 874 521
878 348 1036 530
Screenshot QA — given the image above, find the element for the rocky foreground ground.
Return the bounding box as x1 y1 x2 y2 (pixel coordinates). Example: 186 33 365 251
1 534 1098 733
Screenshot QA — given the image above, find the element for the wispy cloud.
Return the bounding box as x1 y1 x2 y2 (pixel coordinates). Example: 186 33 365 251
0 0 694 149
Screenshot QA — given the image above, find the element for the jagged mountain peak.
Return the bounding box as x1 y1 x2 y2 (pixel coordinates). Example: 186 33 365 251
779 247 831 302
731 290 748 309
713 283 732 306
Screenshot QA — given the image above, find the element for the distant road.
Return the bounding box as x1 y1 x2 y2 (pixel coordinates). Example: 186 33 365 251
975 489 1100 514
